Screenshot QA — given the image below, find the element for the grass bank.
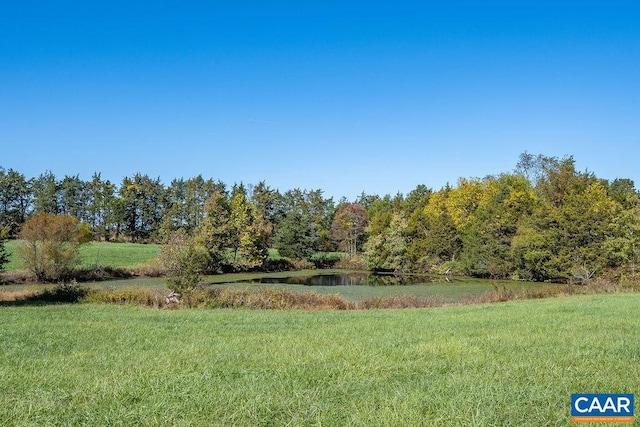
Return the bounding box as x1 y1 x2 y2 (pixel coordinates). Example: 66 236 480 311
4 240 161 271
0 294 638 425
1 271 562 308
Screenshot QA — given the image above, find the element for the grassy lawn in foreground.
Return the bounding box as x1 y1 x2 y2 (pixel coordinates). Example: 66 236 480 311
0 293 638 426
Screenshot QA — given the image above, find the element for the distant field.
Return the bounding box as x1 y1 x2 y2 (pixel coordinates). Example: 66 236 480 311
0 294 638 425
4 241 161 271
78 242 161 267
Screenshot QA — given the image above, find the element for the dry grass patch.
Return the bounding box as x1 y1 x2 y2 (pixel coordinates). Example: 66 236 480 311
359 295 445 309
84 287 168 308
186 288 356 310
0 289 39 302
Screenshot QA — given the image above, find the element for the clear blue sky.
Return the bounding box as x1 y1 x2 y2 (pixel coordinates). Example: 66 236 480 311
1 1 639 200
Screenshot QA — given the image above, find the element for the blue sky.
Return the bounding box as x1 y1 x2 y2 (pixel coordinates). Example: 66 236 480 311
1 1 639 199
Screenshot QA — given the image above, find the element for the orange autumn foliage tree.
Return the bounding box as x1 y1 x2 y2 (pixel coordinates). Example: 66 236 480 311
18 213 90 282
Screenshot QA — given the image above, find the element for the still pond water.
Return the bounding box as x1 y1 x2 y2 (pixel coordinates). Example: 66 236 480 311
250 272 453 287
214 271 552 302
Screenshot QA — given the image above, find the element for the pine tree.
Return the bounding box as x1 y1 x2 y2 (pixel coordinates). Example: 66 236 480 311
0 228 9 273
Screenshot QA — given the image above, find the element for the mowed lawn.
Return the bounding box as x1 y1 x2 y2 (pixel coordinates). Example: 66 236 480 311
1 294 639 426
4 241 161 270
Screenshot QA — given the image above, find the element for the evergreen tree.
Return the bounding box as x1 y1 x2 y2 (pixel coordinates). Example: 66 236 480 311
0 227 9 273
59 175 90 222
87 173 118 241
363 213 408 272
0 168 31 236
31 171 59 215
273 188 332 258
274 209 318 260
119 174 166 242
198 190 231 271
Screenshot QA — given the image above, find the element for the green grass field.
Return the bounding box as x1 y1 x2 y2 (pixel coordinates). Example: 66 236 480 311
1 294 638 426
4 240 161 271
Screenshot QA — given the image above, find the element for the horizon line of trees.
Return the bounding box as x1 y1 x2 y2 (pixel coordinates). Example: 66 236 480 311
2 151 640 284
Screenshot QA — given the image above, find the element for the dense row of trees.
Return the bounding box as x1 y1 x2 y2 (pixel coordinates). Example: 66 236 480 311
2 152 640 283
0 169 344 269
362 153 640 283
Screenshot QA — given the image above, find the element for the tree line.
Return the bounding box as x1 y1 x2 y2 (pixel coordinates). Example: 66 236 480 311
1 152 639 284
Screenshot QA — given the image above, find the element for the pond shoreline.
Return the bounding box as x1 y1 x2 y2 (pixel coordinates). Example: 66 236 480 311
2 269 555 304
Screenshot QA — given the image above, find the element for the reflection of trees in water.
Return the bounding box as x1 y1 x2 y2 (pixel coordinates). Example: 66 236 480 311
366 274 436 286
256 273 438 287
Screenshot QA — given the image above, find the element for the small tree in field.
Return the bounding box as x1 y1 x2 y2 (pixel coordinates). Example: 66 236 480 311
159 230 208 295
18 213 87 282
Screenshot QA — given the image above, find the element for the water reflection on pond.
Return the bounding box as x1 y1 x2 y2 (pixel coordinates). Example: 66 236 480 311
211 271 550 303
250 272 446 287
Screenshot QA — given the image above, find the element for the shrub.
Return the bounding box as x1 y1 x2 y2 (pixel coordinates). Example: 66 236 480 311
18 214 85 282
37 283 89 303
335 255 367 270
290 259 314 270
159 230 208 294
310 252 343 269
262 258 295 272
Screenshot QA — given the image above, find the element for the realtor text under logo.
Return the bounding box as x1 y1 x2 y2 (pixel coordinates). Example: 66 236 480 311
571 394 634 423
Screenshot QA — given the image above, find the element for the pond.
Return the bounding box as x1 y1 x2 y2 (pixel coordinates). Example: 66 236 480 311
209 270 554 303
250 272 448 287
0 269 555 305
